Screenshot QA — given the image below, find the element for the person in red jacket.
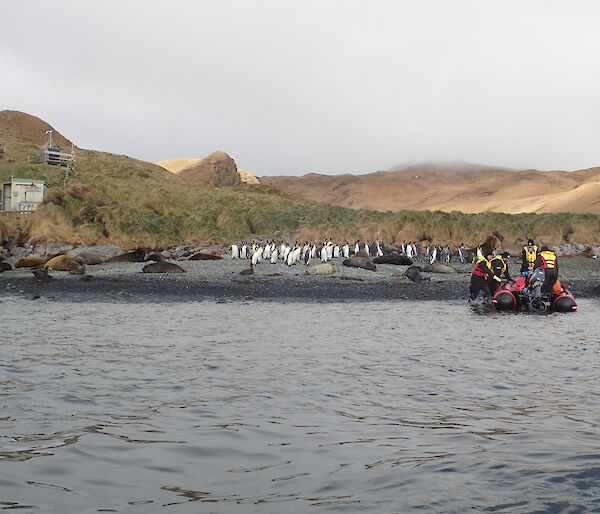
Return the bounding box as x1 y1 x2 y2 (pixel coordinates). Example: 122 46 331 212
470 253 496 300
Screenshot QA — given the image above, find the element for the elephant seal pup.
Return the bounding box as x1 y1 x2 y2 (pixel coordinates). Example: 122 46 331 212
44 255 80 271
307 263 339 276
343 256 377 271
423 262 457 274
403 265 429 282
15 256 46 268
142 262 186 273
373 253 413 266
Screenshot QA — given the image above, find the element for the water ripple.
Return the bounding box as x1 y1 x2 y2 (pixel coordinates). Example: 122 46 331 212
1 298 599 512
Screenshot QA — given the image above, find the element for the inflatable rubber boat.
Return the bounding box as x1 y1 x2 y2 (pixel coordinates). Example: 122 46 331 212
493 276 577 313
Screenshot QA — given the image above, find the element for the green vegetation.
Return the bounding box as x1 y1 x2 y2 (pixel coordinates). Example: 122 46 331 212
0 130 599 248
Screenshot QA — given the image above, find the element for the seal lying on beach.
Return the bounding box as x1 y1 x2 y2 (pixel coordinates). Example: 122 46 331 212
403 265 430 282
32 268 56 281
105 248 147 263
142 262 186 273
73 251 103 265
15 256 46 268
44 255 80 271
0 261 12 273
343 256 377 271
373 253 413 265
188 252 222 261
423 262 457 274
307 263 339 276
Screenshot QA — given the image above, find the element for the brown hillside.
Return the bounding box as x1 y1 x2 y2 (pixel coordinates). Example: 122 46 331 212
261 163 600 214
0 110 75 149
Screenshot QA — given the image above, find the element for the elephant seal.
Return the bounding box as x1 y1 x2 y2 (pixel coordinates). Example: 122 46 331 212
373 253 413 265
44 255 80 271
73 251 103 265
404 265 430 282
343 256 377 271
105 248 147 263
15 256 46 268
142 262 186 273
0 261 12 273
69 264 86 275
144 252 166 262
423 262 457 274
32 268 56 281
188 252 223 261
307 263 339 276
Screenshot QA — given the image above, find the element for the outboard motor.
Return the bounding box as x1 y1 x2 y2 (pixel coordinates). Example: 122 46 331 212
526 268 547 313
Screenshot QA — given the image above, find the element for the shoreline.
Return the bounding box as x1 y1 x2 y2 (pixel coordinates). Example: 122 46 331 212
1 257 599 303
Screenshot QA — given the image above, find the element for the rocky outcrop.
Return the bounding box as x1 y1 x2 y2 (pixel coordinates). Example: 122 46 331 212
178 151 241 187
237 169 260 184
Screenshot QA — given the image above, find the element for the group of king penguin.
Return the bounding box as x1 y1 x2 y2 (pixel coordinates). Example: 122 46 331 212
229 240 385 266
230 239 468 268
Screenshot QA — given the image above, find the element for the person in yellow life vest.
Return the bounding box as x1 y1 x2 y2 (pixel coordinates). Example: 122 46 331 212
469 253 496 300
490 252 512 283
533 246 558 293
520 238 539 274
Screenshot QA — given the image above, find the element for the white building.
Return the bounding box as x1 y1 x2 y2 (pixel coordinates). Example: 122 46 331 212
0 176 50 212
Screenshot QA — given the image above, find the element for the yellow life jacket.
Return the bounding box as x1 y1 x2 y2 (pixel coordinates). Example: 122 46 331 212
490 255 507 275
540 251 557 269
523 245 537 265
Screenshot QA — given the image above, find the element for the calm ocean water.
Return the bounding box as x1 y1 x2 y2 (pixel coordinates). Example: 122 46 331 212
1 297 599 513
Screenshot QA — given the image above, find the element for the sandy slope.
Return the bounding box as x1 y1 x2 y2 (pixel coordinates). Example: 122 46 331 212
261 164 600 214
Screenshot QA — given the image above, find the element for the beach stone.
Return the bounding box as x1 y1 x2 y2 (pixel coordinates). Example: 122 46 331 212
68 245 124 262
142 262 186 273
0 261 12 272
33 242 74 258
307 263 339 275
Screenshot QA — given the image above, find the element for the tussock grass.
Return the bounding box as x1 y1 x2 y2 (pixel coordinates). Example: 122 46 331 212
1 130 599 248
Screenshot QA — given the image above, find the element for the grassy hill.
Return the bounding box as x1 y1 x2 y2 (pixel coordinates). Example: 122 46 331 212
1 111 599 249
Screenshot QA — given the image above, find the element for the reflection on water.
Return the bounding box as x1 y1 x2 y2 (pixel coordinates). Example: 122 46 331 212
1 297 599 513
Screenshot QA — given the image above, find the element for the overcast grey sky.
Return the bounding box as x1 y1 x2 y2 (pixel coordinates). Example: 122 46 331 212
2 1 599 175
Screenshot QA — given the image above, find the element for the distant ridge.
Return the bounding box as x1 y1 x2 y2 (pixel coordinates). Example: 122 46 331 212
260 161 600 214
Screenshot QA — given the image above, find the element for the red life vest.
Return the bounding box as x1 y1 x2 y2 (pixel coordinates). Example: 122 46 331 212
472 257 492 277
